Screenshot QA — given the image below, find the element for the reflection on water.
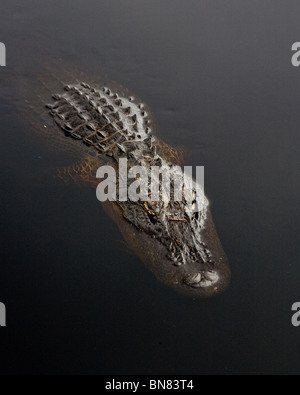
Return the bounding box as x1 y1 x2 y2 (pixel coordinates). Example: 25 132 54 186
0 0 300 375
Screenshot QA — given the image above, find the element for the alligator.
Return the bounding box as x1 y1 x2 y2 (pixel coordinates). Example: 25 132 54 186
23 67 231 297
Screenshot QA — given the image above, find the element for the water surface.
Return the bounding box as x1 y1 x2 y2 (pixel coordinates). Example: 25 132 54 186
0 0 300 374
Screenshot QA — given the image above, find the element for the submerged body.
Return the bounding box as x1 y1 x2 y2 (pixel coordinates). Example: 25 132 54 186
23 66 230 297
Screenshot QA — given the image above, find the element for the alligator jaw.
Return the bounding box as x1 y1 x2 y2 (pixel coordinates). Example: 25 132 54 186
169 209 231 298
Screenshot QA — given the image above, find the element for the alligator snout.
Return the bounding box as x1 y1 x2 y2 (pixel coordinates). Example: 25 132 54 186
184 269 219 288
168 209 231 298
175 258 230 298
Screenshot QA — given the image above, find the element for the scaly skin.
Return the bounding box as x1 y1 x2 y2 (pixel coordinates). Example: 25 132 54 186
45 81 231 297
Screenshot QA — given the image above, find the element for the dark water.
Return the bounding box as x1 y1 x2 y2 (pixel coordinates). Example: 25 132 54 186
0 0 300 374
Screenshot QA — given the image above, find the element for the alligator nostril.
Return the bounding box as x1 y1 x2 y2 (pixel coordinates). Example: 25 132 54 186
204 270 219 283
185 272 202 286
183 269 220 289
